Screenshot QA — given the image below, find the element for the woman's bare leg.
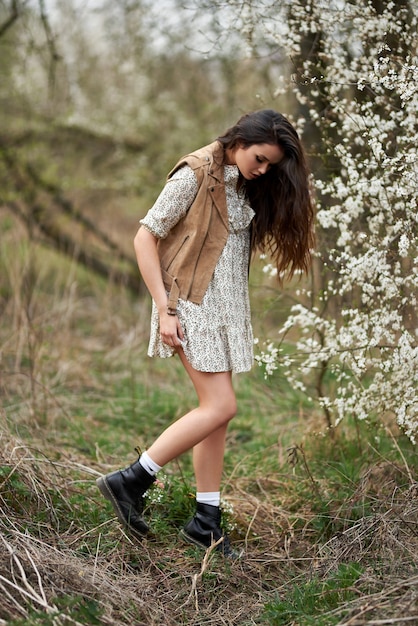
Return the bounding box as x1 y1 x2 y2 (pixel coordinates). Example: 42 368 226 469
192 424 228 492
146 349 236 492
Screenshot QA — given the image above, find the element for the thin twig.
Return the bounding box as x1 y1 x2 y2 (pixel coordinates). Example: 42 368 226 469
180 538 224 613
92 532 101 585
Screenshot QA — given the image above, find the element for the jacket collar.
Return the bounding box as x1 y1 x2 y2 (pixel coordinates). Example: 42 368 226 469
185 140 225 183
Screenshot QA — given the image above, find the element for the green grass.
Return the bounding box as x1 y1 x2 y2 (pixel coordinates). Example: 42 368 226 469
7 595 104 626
261 562 363 625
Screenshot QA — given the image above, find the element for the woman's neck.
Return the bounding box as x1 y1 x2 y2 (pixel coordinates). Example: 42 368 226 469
224 148 236 165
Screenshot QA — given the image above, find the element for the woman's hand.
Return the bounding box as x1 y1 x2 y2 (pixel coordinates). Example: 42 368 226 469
159 312 185 348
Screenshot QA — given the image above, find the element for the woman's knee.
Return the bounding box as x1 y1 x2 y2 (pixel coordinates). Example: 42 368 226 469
209 392 237 424
226 394 238 421
189 366 238 424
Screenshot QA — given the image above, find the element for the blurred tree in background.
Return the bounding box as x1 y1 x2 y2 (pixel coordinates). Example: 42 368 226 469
0 0 286 293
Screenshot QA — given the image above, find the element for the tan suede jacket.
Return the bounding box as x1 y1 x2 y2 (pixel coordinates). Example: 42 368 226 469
157 141 230 310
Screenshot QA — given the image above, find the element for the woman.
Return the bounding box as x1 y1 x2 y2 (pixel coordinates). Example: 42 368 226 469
97 109 315 558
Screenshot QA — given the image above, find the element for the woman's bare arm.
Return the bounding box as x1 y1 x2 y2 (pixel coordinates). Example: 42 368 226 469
134 226 184 346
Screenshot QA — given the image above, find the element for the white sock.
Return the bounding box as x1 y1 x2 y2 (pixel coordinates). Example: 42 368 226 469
196 491 221 507
139 451 162 476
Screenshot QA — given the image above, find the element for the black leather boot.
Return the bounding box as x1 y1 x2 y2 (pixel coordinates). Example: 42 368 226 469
180 502 241 559
96 460 155 539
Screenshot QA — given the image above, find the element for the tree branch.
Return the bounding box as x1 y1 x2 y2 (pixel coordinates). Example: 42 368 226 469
4 200 144 296
0 0 20 38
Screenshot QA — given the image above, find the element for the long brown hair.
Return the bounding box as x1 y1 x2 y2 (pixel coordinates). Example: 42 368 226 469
217 109 315 279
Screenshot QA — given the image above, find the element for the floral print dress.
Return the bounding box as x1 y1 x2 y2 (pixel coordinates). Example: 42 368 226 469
140 164 255 373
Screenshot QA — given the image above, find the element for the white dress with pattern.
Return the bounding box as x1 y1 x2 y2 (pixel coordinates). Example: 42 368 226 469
140 164 255 373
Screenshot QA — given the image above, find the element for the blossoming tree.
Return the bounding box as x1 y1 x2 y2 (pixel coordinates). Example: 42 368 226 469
250 0 418 441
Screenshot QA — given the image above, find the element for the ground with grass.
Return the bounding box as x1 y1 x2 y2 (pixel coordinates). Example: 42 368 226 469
1 232 417 625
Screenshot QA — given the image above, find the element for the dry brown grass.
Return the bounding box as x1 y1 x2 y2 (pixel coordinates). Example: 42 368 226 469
1 426 417 626
0 430 285 625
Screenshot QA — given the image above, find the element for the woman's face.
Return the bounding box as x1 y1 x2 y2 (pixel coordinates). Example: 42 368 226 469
228 143 284 180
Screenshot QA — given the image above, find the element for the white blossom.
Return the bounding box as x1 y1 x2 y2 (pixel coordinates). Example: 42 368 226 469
256 0 418 442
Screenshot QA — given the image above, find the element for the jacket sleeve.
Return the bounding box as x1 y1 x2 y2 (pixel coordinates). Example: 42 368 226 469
140 166 198 239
